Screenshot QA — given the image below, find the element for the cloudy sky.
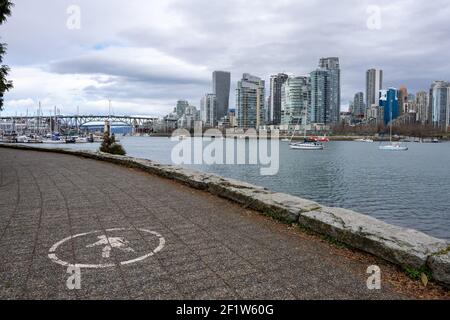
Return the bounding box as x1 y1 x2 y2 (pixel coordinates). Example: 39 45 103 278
2 0 450 116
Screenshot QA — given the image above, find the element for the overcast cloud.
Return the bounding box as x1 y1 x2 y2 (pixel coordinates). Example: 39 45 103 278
2 0 450 116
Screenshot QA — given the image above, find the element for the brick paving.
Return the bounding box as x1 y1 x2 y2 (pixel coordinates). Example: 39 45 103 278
0 148 409 299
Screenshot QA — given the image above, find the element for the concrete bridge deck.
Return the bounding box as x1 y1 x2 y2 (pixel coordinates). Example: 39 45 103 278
0 148 446 299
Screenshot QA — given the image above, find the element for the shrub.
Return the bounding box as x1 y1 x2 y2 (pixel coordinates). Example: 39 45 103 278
108 143 126 155
99 131 126 155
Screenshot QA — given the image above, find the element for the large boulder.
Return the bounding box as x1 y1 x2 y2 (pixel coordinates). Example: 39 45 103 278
297 206 449 269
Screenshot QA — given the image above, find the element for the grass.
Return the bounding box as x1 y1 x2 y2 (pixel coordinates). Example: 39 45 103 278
403 266 433 281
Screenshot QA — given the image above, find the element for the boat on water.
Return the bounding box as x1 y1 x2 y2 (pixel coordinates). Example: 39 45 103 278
379 107 408 151
311 135 330 142
16 135 43 143
290 140 324 150
379 143 408 151
65 137 77 144
354 138 374 143
281 138 290 142
288 110 324 150
16 135 29 143
75 136 89 143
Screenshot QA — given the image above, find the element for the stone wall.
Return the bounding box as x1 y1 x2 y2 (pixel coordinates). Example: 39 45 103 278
1 144 449 288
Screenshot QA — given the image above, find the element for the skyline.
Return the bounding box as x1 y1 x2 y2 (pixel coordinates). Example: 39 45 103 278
2 0 450 116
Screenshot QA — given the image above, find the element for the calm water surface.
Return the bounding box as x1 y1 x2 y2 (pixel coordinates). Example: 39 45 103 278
33 136 450 240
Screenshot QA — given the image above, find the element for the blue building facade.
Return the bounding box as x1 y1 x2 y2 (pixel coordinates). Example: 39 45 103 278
379 88 399 125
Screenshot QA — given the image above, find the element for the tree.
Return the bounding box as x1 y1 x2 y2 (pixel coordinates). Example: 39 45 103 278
100 130 126 155
0 1 14 111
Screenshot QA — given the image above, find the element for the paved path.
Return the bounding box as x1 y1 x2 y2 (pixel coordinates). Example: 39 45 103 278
0 148 409 299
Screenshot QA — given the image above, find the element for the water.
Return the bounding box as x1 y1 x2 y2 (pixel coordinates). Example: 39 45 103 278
31 136 450 240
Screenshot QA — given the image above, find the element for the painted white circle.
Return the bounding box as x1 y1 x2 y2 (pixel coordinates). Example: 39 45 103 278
48 228 165 269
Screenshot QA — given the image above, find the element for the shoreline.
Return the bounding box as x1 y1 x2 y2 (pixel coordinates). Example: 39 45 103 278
1 143 449 289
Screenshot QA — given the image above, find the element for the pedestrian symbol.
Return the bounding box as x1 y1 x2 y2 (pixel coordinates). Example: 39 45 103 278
48 228 165 269
86 235 135 258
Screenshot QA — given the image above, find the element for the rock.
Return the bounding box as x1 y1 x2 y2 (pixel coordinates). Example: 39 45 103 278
428 251 450 288
204 176 321 222
298 206 449 269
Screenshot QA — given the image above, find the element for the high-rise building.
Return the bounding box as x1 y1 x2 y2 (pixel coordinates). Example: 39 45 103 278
319 57 341 124
268 73 289 125
398 86 408 114
310 69 330 124
212 71 231 121
430 81 450 128
352 92 365 118
178 105 200 130
280 76 311 126
236 73 265 129
379 88 399 125
176 100 189 117
366 69 383 113
200 94 217 128
415 91 430 124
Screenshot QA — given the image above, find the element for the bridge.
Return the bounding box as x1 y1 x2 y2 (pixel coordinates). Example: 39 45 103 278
0 115 159 133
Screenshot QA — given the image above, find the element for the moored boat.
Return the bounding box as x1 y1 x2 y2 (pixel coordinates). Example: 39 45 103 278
354 138 374 143
290 141 324 150
379 143 408 151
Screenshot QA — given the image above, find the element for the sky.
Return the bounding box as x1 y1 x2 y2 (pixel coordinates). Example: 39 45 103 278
1 0 450 117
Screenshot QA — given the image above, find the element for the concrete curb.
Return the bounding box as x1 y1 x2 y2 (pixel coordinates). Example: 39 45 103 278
1 144 449 288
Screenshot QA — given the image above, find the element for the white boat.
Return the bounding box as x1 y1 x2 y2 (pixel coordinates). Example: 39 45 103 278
281 138 290 142
379 107 408 151
290 141 324 150
16 135 29 143
75 137 89 143
288 110 324 151
379 143 408 151
354 138 374 143
93 135 104 142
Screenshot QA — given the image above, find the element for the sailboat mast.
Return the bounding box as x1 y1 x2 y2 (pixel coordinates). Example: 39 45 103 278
390 103 393 143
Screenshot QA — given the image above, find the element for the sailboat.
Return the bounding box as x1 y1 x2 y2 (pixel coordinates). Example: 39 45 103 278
379 104 408 151
289 111 324 150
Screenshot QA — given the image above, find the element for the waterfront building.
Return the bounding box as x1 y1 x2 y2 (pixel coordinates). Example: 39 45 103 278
379 88 399 125
415 91 430 124
406 93 417 114
280 76 311 128
366 69 383 115
319 57 341 124
268 73 289 125
176 100 189 118
352 92 365 119
178 105 200 130
397 86 408 114
212 71 231 121
236 73 265 129
200 94 217 128
162 112 179 132
430 81 450 129
218 109 237 128
310 69 330 124
366 105 383 125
